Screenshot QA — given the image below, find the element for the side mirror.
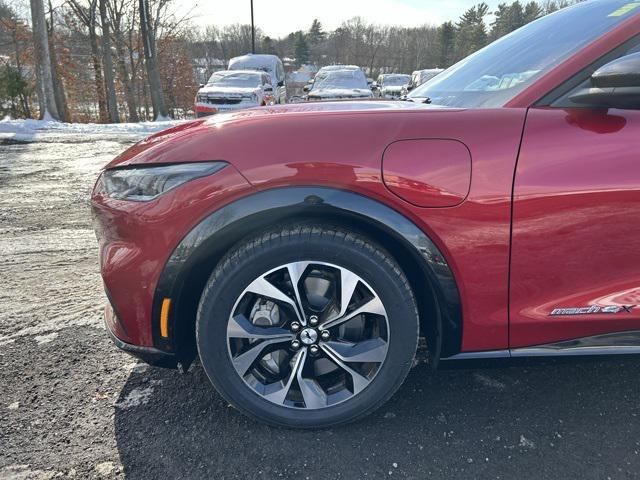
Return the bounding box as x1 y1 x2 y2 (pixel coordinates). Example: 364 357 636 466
277 80 285 87
303 84 310 93
569 52 640 109
407 85 414 91
371 82 378 90
199 84 205 89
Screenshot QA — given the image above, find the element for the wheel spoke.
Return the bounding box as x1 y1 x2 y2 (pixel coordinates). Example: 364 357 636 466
322 338 388 363
263 348 306 405
232 337 292 376
320 344 372 395
228 314 294 340
245 276 304 324
286 262 311 324
320 295 386 330
296 360 328 409
337 267 361 319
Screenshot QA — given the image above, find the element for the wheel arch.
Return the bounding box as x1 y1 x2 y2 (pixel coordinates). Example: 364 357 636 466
152 187 463 367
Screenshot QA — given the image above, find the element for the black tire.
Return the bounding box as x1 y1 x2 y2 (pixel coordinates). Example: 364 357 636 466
196 225 419 428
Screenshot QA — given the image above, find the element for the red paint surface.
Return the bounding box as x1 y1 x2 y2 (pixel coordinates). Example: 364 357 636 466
93 104 525 351
510 107 640 347
382 139 472 207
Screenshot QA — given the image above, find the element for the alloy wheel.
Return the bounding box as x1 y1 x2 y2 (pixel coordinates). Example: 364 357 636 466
226 261 390 409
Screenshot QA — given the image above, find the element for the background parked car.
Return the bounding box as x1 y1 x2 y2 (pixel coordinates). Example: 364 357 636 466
228 54 287 104
193 70 276 117
374 73 411 98
304 65 362 92
305 68 374 101
402 68 444 96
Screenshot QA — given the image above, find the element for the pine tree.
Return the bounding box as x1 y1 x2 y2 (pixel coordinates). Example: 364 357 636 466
308 19 326 45
437 21 456 68
523 1 543 22
455 3 489 60
262 36 276 54
294 32 309 66
491 2 525 39
0 65 31 118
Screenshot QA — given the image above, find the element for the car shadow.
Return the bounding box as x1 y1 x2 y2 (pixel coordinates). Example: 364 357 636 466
114 354 640 479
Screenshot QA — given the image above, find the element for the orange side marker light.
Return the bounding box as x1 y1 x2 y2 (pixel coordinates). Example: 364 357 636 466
160 298 171 338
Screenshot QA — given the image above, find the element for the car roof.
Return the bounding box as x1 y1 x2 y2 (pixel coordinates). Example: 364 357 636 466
319 65 361 72
214 70 264 76
229 54 282 64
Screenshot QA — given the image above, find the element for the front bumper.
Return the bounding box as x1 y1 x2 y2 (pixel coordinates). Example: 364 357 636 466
92 160 253 356
194 100 260 116
104 303 177 368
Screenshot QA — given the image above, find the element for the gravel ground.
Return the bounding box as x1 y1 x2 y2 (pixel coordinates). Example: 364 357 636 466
1 134 640 480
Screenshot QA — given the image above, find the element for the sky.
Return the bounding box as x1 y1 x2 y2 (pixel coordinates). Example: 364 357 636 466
182 0 501 38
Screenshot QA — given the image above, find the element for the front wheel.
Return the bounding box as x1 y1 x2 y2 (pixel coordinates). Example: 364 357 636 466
196 226 419 428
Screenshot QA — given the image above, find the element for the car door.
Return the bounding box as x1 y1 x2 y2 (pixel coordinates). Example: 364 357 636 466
510 37 640 350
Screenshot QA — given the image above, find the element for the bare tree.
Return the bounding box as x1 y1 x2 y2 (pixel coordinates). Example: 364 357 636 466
99 0 118 121
139 0 167 119
47 0 69 121
29 0 59 119
107 0 138 121
67 0 108 122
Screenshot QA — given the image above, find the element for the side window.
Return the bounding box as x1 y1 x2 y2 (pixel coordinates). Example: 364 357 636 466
543 34 640 107
276 62 284 82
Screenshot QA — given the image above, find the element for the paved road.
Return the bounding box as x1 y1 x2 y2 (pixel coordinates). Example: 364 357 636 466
1 136 639 479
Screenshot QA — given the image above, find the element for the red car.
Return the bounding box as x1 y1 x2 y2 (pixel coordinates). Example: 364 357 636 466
91 0 640 428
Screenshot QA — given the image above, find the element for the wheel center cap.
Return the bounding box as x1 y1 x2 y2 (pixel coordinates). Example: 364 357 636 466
300 328 318 345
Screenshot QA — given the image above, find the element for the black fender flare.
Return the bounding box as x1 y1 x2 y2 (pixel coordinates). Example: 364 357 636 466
152 187 463 360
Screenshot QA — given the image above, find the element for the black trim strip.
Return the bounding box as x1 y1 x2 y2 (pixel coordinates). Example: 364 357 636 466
511 330 640 357
444 330 640 360
151 187 463 357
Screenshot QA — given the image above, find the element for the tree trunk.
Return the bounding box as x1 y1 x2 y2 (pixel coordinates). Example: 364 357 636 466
29 0 59 120
99 0 119 122
113 25 138 122
89 21 108 123
47 1 69 122
139 0 167 120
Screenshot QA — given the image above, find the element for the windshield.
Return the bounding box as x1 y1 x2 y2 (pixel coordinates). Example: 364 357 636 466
384 75 410 87
410 0 640 107
312 70 368 90
207 72 262 88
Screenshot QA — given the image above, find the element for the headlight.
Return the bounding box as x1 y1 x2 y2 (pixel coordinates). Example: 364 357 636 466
102 161 228 201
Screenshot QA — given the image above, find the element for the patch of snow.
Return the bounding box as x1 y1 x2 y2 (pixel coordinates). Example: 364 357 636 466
34 332 58 345
0 465 63 479
519 435 536 449
122 361 149 375
115 381 161 409
94 462 116 476
8 401 19 410
0 117 185 143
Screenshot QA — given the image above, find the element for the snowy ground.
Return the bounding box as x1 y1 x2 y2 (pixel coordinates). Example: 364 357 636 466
0 117 185 144
1 126 640 479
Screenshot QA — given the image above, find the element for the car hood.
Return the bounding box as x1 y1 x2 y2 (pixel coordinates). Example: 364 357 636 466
105 100 453 169
197 86 260 96
381 86 405 93
308 88 372 98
